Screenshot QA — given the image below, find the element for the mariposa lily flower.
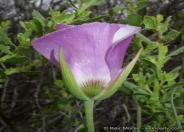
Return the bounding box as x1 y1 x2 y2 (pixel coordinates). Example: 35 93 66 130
32 22 141 101
32 22 142 132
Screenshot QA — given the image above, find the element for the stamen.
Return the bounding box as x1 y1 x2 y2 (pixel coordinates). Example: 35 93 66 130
81 79 105 98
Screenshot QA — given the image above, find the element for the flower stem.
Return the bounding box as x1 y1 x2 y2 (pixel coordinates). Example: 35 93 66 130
84 100 95 132
171 87 184 132
134 96 142 132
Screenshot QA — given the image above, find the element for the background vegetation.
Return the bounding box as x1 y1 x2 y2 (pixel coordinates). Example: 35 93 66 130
0 0 183 132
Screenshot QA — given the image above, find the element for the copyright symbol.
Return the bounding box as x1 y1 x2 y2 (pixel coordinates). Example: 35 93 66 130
104 127 108 130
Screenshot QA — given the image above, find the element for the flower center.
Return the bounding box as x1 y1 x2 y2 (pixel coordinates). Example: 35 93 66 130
81 79 105 98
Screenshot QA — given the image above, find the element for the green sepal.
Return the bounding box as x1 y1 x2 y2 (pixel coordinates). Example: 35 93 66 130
59 49 89 101
94 48 143 100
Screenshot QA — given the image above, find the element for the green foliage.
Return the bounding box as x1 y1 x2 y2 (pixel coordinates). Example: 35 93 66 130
125 14 142 26
0 10 48 88
122 15 183 130
124 0 149 14
143 15 180 43
48 9 75 29
123 0 148 26
0 1 105 130
164 29 181 42
143 16 158 30
77 0 104 15
169 46 184 57
0 21 14 87
143 15 171 31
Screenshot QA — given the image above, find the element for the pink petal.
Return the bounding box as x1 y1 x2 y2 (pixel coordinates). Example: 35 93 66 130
105 25 141 79
32 22 121 85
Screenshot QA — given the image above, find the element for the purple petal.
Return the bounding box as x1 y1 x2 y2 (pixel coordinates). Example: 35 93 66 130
32 22 122 85
105 25 141 79
112 25 141 44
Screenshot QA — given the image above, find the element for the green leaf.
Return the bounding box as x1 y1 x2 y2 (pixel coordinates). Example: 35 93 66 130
73 15 107 24
32 19 44 36
136 33 156 45
59 49 89 100
158 16 171 34
112 5 123 14
59 13 75 24
17 32 31 46
5 67 28 75
48 10 75 29
0 54 28 64
137 0 148 10
144 56 157 66
120 81 150 96
4 60 40 75
0 21 11 30
0 45 12 54
0 22 13 46
78 0 104 14
156 14 164 23
157 44 169 67
165 72 179 82
125 14 142 26
158 44 168 58
168 46 184 57
164 29 180 42
143 16 157 30
32 10 46 27
94 48 143 100
54 79 64 89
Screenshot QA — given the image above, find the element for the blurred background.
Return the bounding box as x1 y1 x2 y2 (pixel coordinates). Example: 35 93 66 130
0 0 183 132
